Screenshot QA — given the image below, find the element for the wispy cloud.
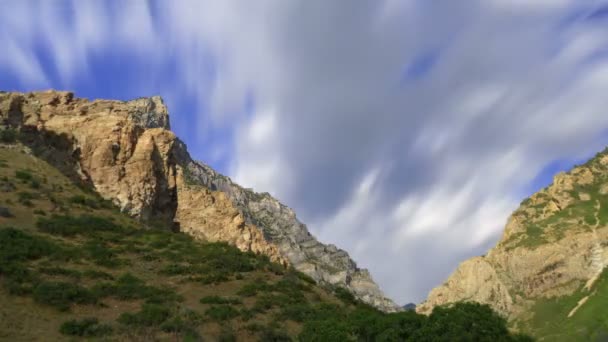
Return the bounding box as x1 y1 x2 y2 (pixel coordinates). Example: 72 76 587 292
2 0 608 304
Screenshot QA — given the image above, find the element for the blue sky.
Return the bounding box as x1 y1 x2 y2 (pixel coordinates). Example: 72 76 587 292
3 0 608 305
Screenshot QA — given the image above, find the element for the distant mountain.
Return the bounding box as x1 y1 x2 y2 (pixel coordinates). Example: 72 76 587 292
403 303 416 311
419 146 608 340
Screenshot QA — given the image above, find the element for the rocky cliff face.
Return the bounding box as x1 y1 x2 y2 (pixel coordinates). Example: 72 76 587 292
418 149 608 319
0 90 398 312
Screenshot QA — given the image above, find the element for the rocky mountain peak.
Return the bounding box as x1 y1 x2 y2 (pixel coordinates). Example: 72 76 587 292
0 90 399 312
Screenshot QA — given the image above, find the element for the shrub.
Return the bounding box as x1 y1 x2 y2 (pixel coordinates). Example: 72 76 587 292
84 241 121 267
17 191 36 206
15 170 33 182
200 295 242 305
0 206 13 218
205 305 240 321
82 269 114 280
259 327 293 342
237 280 272 297
69 195 101 209
39 267 81 279
218 327 237 342
33 209 46 216
0 128 17 143
299 319 352 342
92 273 179 303
33 281 96 311
118 303 170 326
60 318 112 337
280 303 316 322
29 179 41 189
334 287 357 305
0 227 57 263
36 214 122 237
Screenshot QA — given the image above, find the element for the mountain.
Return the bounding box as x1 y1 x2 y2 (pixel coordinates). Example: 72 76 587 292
0 90 530 341
418 147 608 340
0 90 397 312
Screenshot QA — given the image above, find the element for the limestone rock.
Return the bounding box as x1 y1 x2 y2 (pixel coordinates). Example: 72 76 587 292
0 90 399 312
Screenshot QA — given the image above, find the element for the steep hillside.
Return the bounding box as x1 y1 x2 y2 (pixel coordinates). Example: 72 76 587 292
418 148 608 340
0 90 395 311
0 113 530 340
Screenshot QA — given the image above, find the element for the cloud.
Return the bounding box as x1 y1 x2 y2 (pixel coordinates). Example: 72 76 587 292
3 0 608 304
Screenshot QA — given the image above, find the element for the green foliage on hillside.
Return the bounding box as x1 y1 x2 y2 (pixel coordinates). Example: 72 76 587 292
521 270 608 341
0 146 531 340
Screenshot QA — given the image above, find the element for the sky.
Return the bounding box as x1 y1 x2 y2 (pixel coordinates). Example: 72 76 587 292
3 0 608 305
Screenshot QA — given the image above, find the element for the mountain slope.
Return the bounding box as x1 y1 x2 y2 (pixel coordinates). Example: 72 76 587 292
418 148 608 340
0 90 396 311
0 98 531 341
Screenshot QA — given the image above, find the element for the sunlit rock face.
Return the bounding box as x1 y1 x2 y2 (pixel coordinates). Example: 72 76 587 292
418 151 608 319
0 90 399 312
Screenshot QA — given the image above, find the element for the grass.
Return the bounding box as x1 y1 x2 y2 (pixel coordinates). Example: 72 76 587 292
521 270 608 341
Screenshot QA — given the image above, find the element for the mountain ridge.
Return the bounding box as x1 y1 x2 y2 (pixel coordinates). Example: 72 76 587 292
0 90 399 312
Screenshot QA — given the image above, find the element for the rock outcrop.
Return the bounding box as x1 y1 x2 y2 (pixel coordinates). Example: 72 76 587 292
0 90 399 312
418 149 608 319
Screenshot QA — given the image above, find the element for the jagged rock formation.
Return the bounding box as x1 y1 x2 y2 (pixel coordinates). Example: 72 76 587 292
418 148 608 320
0 90 398 312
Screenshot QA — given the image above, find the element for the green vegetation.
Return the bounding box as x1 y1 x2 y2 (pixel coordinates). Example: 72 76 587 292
36 214 121 237
60 318 112 337
205 305 240 321
118 303 171 327
0 145 531 341
0 128 18 143
200 295 242 305
521 270 608 341
33 281 97 311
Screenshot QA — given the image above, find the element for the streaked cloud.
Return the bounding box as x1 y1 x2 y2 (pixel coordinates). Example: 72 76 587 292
2 0 608 304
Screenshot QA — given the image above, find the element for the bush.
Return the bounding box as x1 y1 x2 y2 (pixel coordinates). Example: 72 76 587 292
92 273 179 303
0 227 58 263
69 195 101 209
33 209 46 216
299 319 352 342
334 287 356 305
237 280 272 297
0 128 17 143
0 206 13 218
29 179 41 189
36 214 122 237
33 281 96 311
205 305 240 321
15 170 33 182
82 269 114 280
17 191 36 206
84 241 121 267
200 295 242 305
39 267 81 279
118 303 170 326
60 318 112 337
259 328 293 342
